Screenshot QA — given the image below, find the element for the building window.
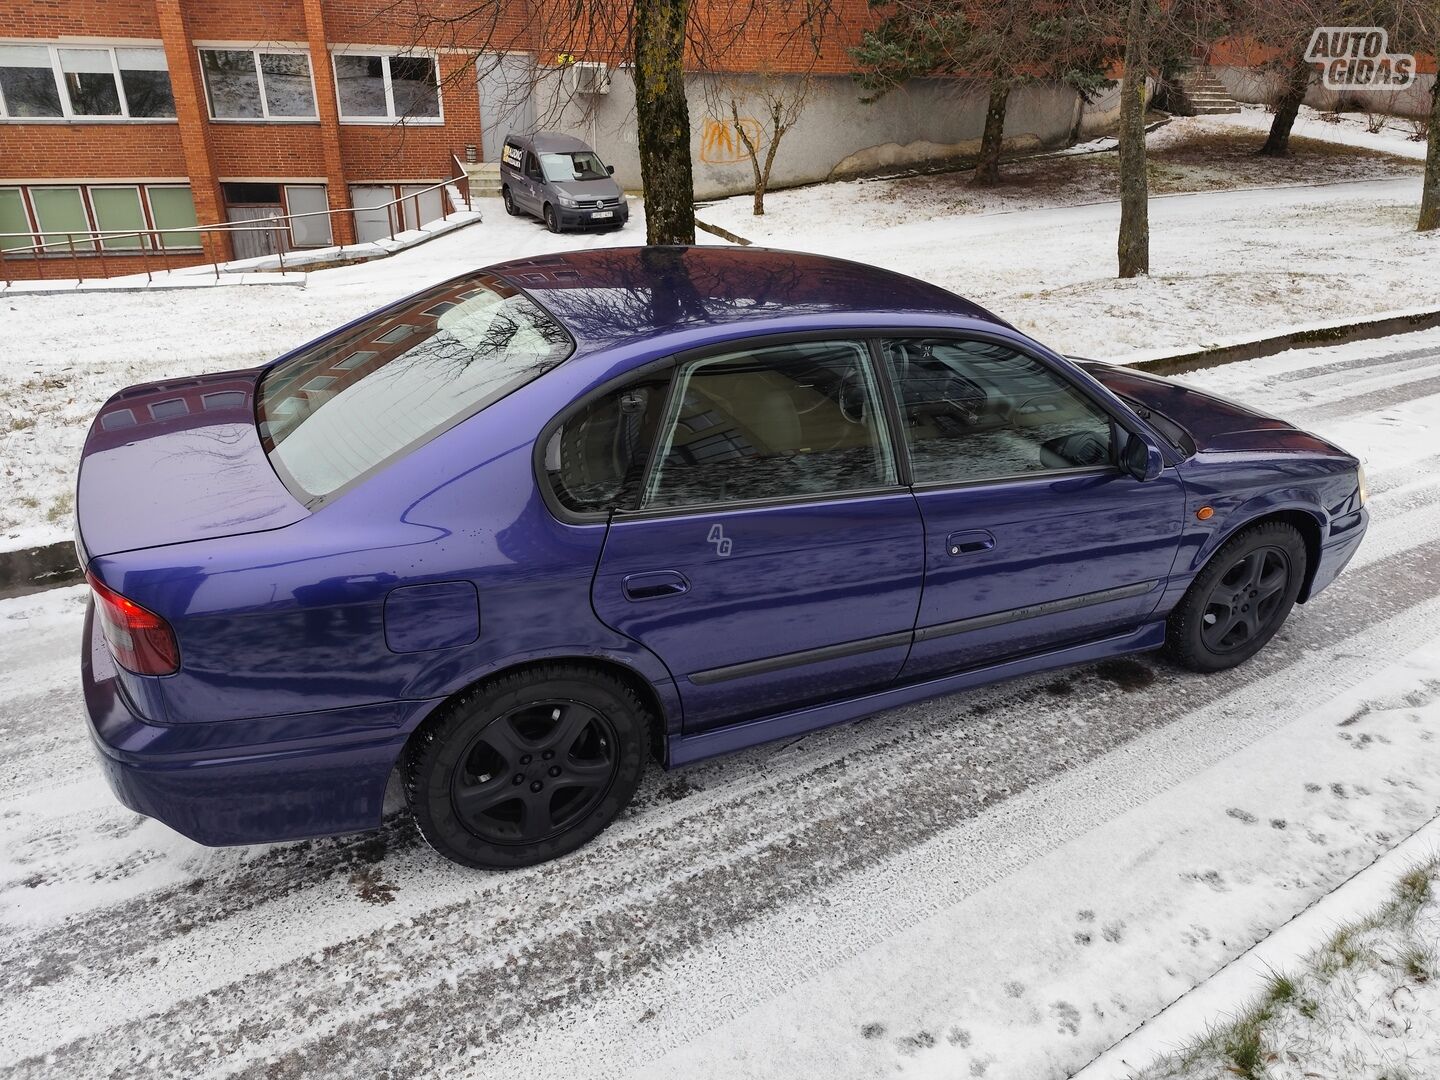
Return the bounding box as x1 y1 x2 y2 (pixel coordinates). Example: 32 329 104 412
0 187 33 251
90 186 149 250
116 48 175 118
30 187 93 251
200 49 316 120
0 43 174 120
146 186 200 249
0 45 64 117
284 185 333 247
334 52 441 122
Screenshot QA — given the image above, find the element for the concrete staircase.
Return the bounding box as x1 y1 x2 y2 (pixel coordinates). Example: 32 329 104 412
1173 67 1242 116
462 162 503 199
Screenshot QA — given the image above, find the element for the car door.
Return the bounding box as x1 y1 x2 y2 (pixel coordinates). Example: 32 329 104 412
521 151 545 212
879 334 1186 681
580 338 925 733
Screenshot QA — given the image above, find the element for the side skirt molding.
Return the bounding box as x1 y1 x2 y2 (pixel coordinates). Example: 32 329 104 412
667 621 1167 768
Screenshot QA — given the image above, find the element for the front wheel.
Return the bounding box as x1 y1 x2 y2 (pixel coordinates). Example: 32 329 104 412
1165 521 1307 672
543 204 561 233
405 665 651 869
501 187 518 216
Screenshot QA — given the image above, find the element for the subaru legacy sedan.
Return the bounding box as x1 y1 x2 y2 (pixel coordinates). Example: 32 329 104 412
78 247 1368 869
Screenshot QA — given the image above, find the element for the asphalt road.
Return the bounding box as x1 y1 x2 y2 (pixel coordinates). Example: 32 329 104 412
2 332 1440 1079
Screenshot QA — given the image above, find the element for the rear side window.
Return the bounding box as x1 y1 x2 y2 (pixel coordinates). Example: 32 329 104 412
259 274 572 505
544 375 670 515
644 340 895 509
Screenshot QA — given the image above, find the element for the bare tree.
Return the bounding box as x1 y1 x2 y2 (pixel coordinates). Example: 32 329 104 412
703 67 813 215
1117 0 1151 278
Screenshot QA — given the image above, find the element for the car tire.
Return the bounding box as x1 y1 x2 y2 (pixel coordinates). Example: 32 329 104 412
502 187 518 216
1165 520 1308 673
404 664 651 869
544 204 560 233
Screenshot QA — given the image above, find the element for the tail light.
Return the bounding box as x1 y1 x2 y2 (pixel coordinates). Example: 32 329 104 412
87 571 180 676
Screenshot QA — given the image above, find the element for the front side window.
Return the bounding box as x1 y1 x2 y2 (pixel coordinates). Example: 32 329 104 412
545 377 670 515
540 151 608 183
644 341 895 510
259 275 572 504
883 338 1115 485
334 52 440 121
201 49 315 120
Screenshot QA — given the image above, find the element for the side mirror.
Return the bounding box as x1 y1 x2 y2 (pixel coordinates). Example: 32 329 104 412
1121 431 1164 482
606 164 616 176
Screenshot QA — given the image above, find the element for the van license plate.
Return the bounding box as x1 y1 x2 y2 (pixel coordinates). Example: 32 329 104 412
591 210 613 219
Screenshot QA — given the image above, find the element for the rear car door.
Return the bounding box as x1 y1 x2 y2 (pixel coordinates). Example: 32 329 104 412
879 335 1187 680
555 338 925 733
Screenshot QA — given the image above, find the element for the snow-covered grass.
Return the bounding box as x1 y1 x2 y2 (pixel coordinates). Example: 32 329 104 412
1210 103 1432 162
1 113 1434 549
1137 857 1440 1080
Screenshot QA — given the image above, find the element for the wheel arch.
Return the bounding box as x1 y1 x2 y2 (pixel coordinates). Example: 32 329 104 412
1212 507 1325 603
401 654 672 766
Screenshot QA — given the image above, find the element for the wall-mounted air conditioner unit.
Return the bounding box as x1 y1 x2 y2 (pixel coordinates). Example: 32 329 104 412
569 61 611 96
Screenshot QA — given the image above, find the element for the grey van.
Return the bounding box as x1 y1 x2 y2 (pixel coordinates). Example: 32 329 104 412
499 132 630 233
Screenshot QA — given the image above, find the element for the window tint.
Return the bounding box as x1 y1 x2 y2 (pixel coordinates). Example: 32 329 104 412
90 186 147 250
29 187 91 250
146 186 199 248
545 376 669 515
883 338 1115 485
259 275 572 504
644 341 894 509
0 188 32 250
284 184 332 247
389 55 439 117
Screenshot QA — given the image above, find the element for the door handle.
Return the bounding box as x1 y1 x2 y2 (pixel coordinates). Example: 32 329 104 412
622 570 690 601
946 530 996 557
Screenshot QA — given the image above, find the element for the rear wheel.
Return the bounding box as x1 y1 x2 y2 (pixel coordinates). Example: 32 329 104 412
544 203 561 233
405 665 650 868
1166 521 1307 672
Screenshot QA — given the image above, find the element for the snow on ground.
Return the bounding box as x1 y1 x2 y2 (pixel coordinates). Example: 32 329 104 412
1210 102 1433 162
0 113 1430 547
2 330 1440 1078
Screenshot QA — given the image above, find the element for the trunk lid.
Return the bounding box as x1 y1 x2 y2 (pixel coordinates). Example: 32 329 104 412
75 368 308 561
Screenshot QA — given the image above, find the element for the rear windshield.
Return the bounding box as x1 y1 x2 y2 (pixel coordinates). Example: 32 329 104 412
258 274 572 506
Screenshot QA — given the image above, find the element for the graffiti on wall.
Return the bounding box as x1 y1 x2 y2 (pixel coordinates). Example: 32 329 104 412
700 116 764 164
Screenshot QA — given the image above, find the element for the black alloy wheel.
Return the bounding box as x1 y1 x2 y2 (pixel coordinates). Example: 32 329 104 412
450 700 617 846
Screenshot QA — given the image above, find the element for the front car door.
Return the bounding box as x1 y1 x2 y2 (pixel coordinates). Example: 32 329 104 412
556 338 925 733
521 151 545 212
879 334 1187 680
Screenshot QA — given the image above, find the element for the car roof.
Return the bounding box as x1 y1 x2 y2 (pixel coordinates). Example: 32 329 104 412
490 246 1007 354
505 131 593 154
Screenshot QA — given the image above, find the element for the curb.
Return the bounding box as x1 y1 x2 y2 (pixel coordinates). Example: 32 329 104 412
3 307 1438 600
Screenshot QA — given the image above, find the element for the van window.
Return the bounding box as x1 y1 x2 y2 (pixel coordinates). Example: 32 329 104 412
259 273 573 505
524 153 542 180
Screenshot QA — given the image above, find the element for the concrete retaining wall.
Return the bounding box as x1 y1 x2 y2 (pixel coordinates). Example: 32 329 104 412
1213 65 1435 119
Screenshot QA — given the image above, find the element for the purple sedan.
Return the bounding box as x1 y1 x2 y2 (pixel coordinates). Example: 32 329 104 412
77 247 1367 868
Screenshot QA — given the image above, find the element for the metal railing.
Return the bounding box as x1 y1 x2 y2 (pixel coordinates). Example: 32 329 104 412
0 155 475 287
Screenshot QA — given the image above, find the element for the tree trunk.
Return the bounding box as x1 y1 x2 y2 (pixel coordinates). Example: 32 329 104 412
633 0 695 245
974 78 1010 186
1420 50 1440 230
1116 0 1150 279
1259 56 1312 157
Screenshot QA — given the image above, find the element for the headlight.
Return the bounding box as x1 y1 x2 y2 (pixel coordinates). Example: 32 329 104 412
557 194 577 208
1357 464 1368 507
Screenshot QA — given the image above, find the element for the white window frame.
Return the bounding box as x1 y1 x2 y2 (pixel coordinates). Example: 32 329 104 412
0 41 176 123
197 46 319 123
331 47 443 125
